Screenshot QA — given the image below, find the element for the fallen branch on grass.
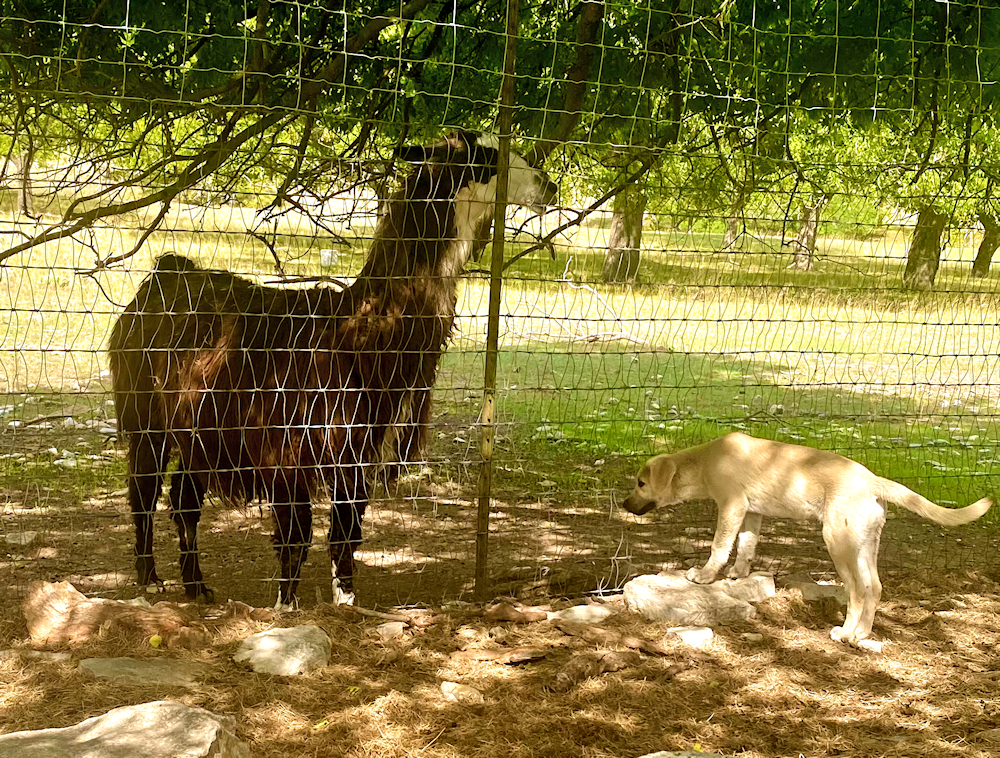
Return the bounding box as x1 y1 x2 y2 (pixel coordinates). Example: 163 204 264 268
450 647 548 665
484 601 550 623
343 604 437 629
554 620 672 656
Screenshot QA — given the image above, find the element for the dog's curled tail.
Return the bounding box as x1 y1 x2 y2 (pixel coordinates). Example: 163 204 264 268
875 478 992 526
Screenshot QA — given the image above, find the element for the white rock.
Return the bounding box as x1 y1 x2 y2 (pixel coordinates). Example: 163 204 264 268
546 604 617 624
440 680 485 705
667 626 714 648
5 532 39 549
786 579 848 605
740 632 765 643
79 657 209 688
376 621 406 641
234 625 331 675
715 572 776 603
624 572 762 626
0 700 249 758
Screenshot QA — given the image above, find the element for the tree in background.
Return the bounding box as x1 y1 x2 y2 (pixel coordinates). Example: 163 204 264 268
2 0 999 289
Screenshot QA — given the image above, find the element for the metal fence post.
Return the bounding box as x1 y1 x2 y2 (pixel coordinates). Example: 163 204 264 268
475 0 521 602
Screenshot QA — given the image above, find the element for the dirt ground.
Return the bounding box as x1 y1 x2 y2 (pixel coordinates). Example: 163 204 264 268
3 423 1000 757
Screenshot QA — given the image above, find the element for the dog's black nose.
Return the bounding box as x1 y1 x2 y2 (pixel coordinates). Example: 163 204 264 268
622 496 656 516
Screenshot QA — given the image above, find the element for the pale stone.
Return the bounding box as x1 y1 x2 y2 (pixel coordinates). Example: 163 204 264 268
546 604 617 624
440 680 485 704
79 657 209 688
376 621 406 641
740 632 765 643
624 572 761 626
667 626 714 648
0 700 249 758
786 579 848 605
234 625 331 675
5 531 39 549
715 572 776 603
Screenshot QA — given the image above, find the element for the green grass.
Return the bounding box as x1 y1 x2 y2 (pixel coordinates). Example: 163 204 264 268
1 196 998 516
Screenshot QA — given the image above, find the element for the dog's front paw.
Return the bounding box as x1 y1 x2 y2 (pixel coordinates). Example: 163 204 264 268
726 563 751 580
686 566 718 584
830 626 882 652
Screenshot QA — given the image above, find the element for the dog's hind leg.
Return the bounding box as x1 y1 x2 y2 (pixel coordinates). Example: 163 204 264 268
823 499 884 645
688 496 748 584
727 512 763 579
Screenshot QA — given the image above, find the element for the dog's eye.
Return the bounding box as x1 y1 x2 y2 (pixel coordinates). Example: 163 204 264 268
637 480 646 488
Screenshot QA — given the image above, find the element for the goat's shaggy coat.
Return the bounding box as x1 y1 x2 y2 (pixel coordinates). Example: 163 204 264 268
109 131 558 605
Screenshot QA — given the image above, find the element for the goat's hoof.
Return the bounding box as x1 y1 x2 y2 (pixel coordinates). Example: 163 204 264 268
272 596 299 613
183 582 215 603
331 580 355 606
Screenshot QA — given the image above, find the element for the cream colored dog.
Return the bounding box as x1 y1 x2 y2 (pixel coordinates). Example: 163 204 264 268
622 432 992 646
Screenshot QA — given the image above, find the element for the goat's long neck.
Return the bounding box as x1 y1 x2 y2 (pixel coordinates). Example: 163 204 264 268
355 185 488 322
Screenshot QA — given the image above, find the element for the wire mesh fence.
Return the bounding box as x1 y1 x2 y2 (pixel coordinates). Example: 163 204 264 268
1 1 999 611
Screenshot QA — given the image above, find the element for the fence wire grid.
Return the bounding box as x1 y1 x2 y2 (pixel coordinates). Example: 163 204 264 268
1 0 999 609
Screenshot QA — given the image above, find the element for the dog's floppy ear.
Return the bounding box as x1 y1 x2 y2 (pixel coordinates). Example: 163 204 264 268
648 456 677 493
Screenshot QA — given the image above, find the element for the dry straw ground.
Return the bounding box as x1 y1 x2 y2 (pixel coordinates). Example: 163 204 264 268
3 569 1000 758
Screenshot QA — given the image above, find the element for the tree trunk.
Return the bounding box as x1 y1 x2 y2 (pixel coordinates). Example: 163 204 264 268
903 207 948 290
972 211 1000 277
790 195 828 270
721 192 748 251
602 183 646 283
8 151 35 218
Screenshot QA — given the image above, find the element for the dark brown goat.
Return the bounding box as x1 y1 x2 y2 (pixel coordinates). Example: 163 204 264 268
108 131 558 606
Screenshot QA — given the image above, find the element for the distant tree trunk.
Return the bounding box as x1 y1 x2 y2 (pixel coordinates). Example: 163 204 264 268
602 182 646 283
972 211 1000 277
903 207 948 290
10 150 35 218
790 195 828 270
721 191 748 251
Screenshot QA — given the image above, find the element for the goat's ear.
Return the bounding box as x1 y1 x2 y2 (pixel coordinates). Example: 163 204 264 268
396 143 457 164
396 145 432 164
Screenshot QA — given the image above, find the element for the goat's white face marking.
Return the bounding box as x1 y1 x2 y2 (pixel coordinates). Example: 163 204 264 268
444 133 557 274
473 133 555 208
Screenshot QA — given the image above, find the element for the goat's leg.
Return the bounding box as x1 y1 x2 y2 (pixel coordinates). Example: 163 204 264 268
168 470 213 602
271 496 313 608
128 431 168 592
328 467 368 606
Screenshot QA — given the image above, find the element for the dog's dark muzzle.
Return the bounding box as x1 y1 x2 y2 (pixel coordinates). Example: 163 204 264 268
622 495 657 516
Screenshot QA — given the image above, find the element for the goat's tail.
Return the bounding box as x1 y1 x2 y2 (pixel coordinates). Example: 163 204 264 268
154 252 200 273
874 477 992 526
